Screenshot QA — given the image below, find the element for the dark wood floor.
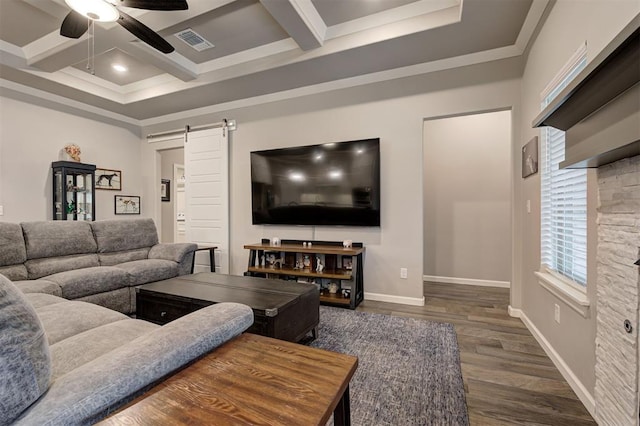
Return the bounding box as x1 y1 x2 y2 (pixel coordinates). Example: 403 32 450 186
356 282 597 426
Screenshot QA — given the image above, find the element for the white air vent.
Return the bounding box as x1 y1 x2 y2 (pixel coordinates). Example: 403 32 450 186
174 29 214 52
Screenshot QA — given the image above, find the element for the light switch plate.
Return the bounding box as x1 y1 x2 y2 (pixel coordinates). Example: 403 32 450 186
0 205 4 216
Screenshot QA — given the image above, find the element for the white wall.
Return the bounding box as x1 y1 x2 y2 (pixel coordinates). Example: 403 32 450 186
142 58 522 304
516 0 640 413
0 96 142 223
423 110 512 284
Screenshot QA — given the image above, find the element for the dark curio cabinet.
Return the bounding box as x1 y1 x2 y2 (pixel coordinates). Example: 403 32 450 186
52 161 96 221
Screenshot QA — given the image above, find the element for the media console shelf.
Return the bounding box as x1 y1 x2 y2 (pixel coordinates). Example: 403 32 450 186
244 239 365 309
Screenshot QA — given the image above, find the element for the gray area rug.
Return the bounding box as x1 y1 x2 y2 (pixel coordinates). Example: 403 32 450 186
310 306 469 426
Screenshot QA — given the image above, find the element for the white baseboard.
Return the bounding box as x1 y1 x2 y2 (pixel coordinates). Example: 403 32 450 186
364 292 425 306
517 310 596 419
423 275 511 288
507 305 522 318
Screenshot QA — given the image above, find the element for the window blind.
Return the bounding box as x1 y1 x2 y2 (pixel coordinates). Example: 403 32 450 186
540 44 588 286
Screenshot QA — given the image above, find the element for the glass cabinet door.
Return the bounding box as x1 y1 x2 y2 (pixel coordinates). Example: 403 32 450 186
52 161 96 221
54 169 64 220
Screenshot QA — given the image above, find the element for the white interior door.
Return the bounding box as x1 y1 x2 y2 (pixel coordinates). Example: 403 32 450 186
184 127 229 273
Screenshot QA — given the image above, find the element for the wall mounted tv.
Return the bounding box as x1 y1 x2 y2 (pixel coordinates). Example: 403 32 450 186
251 138 381 226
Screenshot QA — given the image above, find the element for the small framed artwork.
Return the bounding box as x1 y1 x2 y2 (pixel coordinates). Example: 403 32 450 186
96 168 122 190
114 195 140 215
522 136 539 178
342 255 353 270
161 179 170 202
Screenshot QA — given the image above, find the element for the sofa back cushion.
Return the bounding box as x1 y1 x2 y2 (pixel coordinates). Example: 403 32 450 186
0 222 28 280
0 222 27 267
25 254 100 280
91 219 159 253
98 248 151 266
0 274 51 424
22 221 97 260
0 265 28 281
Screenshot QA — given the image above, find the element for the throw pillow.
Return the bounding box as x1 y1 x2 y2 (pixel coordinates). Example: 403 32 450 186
0 274 52 423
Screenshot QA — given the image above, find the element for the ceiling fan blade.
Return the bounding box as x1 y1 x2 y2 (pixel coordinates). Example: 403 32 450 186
117 11 175 53
60 10 88 39
117 0 188 11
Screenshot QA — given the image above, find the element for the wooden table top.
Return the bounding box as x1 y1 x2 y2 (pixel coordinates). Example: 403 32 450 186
244 242 365 256
98 333 358 425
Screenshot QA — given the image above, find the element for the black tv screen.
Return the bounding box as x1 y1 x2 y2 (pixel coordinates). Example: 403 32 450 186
251 138 381 226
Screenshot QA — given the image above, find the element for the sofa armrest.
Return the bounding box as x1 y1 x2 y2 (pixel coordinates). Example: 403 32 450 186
15 302 254 425
148 243 197 275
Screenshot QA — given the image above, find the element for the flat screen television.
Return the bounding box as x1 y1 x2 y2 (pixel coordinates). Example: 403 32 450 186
251 138 381 226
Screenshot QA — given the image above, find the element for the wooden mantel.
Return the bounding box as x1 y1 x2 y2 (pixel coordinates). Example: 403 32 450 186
532 16 640 169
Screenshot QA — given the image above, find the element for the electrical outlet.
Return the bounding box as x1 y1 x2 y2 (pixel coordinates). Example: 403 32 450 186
526 200 531 214
0 205 3 216
554 304 560 323
400 268 408 279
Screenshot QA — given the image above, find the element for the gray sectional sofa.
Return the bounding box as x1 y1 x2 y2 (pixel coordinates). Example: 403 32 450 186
0 218 197 314
0 274 254 425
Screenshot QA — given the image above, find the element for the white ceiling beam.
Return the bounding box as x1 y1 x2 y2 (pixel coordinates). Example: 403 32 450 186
259 0 326 51
325 0 459 40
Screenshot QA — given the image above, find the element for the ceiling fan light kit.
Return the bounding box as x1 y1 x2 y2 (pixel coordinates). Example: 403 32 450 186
60 0 189 54
64 0 119 22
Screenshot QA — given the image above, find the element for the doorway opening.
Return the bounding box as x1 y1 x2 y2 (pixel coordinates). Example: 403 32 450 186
422 110 512 290
159 147 184 243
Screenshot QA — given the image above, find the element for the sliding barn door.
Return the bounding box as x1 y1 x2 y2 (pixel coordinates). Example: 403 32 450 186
184 127 229 274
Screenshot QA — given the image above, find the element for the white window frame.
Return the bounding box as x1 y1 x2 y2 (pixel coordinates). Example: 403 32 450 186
535 43 591 318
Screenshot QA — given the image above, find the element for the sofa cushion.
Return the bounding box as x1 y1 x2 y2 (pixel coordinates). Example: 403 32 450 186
0 265 28 281
45 266 130 299
115 259 179 285
91 219 159 253
50 319 159 380
0 275 51 425
23 293 67 309
78 288 133 315
15 302 253 425
13 279 62 297
25 254 99 280
22 221 97 260
98 248 150 266
35 300 128 345
0 222 27 266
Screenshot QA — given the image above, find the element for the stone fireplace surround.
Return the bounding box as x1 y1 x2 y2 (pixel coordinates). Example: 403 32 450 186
595 155 640 425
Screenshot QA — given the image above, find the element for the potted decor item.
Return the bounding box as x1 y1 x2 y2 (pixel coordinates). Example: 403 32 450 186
60 144 81 162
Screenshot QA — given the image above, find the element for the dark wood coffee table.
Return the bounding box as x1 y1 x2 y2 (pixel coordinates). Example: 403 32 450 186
136 272 319 342
99 333 358 426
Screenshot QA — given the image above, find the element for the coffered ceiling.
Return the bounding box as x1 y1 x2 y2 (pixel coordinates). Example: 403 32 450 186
0 0 546 123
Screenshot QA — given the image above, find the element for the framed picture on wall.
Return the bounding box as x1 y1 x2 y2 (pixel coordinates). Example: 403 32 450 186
96 168 122 190
522 137 539 178
114 195 140 215
161 179 170 202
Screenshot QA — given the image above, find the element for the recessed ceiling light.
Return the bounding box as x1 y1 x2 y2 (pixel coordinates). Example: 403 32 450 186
288 171 305 182
112 64 128 73
329 170 343 180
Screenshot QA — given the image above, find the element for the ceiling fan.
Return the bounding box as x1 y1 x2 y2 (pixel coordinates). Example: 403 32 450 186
60 0 188 54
